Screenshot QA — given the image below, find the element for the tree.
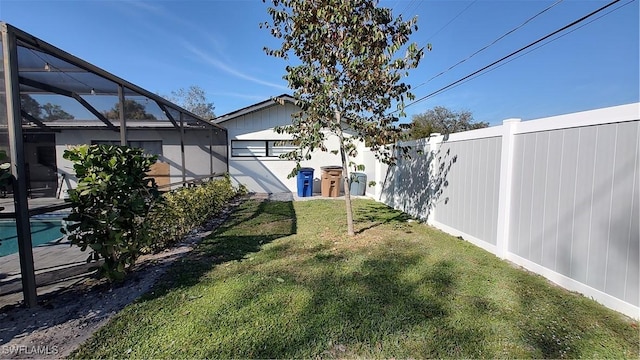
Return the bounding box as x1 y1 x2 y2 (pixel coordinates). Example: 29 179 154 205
263 0 424 236
166 85 215 119
41 103 74 121
408 106 488 140
103 99 157 120
20 95 75 121
20 95 41 117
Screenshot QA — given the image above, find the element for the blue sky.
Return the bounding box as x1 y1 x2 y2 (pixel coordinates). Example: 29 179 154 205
1 0 638 125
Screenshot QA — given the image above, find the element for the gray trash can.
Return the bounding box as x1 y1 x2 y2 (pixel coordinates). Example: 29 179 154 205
350 172 367 196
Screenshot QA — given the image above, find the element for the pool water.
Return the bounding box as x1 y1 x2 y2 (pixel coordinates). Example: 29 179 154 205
0 218 65 257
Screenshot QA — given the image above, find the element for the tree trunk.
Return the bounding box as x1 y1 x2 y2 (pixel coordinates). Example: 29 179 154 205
340 142 355 236
335 111 355 236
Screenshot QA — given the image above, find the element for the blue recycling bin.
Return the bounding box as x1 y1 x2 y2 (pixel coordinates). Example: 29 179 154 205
297 167 314 197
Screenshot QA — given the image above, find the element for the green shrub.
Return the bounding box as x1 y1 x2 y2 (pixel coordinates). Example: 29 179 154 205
63 144 159 281
145 174 246 252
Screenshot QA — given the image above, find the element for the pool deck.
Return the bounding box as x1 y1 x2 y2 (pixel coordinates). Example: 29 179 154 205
0 239 94 308
0 196 92 308
0 196 70 217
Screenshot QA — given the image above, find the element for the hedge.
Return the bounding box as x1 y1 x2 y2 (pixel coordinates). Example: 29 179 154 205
145 174 247 252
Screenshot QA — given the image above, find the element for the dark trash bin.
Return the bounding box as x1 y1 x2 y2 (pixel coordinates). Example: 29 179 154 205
321 166 343 197
350 172 367 196
297 167 314 197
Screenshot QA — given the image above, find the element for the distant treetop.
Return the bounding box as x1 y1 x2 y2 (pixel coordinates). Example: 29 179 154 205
408 106 488 140
164 85 215 119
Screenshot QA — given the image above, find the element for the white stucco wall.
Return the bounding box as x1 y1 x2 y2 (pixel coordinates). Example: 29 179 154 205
221 102 367 194
55 128 226 197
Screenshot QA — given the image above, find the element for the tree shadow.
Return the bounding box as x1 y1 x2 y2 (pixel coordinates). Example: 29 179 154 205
198 250 491 359
513 271 640 359
0 199 296 352
353 200 413 234
214 199 296 235
379 138 455 221
142 199 297 300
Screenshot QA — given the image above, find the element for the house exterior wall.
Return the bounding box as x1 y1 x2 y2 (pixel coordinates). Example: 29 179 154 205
222 102 364 194
364 102 640 319
55 128 226 196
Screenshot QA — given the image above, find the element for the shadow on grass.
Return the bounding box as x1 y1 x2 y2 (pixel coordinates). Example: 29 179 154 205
143 199 297 300
199 250 490 359
72 199 640 359
514 272 640 359
354 200 413 234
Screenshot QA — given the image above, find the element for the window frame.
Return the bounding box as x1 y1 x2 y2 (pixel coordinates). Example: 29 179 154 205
91 140 163 158
231 139 296 158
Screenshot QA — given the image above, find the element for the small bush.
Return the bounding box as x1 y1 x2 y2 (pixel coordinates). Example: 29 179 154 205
145 174 245 252
63 145 159 281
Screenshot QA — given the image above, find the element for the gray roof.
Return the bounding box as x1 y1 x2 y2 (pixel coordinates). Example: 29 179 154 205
214 94 296 124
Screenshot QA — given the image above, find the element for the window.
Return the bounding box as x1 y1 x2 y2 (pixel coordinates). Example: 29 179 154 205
231 140 266 157
128 141 162 157
267 140 297 157
36 146 56 168
92 140 163 158
231 140 296 158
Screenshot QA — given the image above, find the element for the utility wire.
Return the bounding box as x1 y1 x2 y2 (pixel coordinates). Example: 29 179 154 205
403 0 624 111
396 0 420 19
425 0 478 43
410 0 634 109
404 0 425 19
413 0 564 91
450 0 637 93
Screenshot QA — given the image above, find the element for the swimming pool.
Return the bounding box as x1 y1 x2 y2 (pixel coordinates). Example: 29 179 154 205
0 214 67 257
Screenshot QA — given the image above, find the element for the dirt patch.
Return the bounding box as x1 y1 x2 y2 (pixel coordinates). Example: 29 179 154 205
0 197 245 359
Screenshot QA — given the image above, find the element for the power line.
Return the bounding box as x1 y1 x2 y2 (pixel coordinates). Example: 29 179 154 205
452 0 637 93
404 0 425 19
425 0 478 43
403 0 625 111
396 0 420 19
409 0 635 110
413 0 564 91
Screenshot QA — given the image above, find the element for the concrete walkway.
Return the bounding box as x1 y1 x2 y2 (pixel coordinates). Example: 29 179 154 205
252 192 371 202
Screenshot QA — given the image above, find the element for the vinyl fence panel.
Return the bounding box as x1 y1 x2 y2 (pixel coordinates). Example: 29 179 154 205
368 103 639 319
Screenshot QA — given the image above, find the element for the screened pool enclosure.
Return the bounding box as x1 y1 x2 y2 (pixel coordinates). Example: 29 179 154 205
0 22 228 307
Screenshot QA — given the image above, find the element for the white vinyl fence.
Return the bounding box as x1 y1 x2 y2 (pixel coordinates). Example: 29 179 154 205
364 103 639 319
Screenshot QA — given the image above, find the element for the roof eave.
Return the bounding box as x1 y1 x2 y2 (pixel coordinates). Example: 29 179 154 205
213 94 295 124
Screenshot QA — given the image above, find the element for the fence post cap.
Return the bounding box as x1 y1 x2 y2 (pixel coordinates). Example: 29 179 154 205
502 118 521 124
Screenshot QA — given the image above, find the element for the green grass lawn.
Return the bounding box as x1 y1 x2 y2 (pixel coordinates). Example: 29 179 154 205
73 199 639 359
